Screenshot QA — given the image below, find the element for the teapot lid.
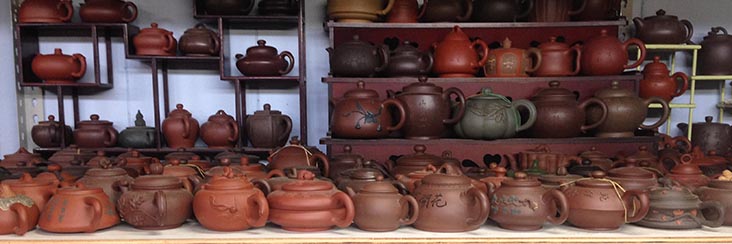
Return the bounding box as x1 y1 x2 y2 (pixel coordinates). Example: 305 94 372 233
247 40 278 54
607 165 655 179
348 167 383 180
400 77 443 94
594 81 634 98
499 38 514 49
164 159 200 177
467 87 511 103
141 23 172 34
253 104 282 115
392 41 421 55
2 147 43 166
644 9 678 20
649 180 701 208
532 81 577 100
57 183 105 196
690 147 729 166
626 145 657 162
132 175 184 190
38 115 60 126
421 171 471 186
78 114 113 126
503 172 541 187
207 110 234 122
568 159 603 177
579 147 610 160
204 167 255 190
164 148 199 161
84 158 128 177
281 170 333 191
359 180 399 193
575 171 616 188
705 27 731 39
185 23 214 34
643 56 670 74
396 145 443 166
3 173 55 188
442 25 470 41
539 37 571 51
331 145 364 162
670 154 704 175
167 104 192 118
343 81 379 99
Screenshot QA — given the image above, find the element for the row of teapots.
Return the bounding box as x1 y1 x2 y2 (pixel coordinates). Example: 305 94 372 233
330 79 671 140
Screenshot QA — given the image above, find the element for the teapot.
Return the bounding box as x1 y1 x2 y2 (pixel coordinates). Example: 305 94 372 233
529 81 608 138
389 77 466 139
587 81 670 138
133 23 177 56
257 0 300 16
432 26 488 77
118 110 157 148
346 179 419 232
162 104 200 148
73 114 119 148
677 116 732 156
638 179 724 229
193 167 269 231
31 48 87 84
386 0 418 23
697 179 732 226
485 38 542 77
31 115 73 148
267 137 330 177
236 40 294 76
18 0 73 23
472 0 532 22
115 150 156 177
639 56 689 102
245 104 292 148
633 9 694 44
329 145 365 180
1 147 45 170
331 81 406 139
1 173 58 211
0 184 40 236
699 27 732 75
76 158 133 205
200 110 239 148
687 147 729 178
38 183 120 233
606 162 659 192
386 145 444 176
327 0 395 23
79 0 138 23
179 24 220 57
665 154 710 190
383 41 434 77
533 37 582 77
529 0 585 22
580 29 646 76
204 0 255 15
454 88 537 140
489 172 569 231
148 159 203 193
418 0 473 22
328 35 388 77
572 0 623 21
117 175 193 230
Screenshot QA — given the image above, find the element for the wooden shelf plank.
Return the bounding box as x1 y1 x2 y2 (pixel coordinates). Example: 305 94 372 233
323 74 642 84
325 20 628 29
320 136 657 146
33 147 273 156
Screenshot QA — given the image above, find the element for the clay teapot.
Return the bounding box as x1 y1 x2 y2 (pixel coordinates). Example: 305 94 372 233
677 116 732 156
0 184 40 236
533 37 582 77
454 87 537 140
529 0 585 22
665 154 710 190
699 27 732 75
213 150 260 166
32 48 87 84
31 115 73 148
395 164 438 193
587 81 670 138
346 179 419 232
637 179 724 229
203 0 255 15
133 23 177 56
657 135 692 175
200 110 239 148
179 24 220 57
687 147 729 178
47 145 95 169
245 104 292 148
562 171 650 230
607 163 659 192
529 81 608 138
164 148 199 162
485 38 542 77
206 157 268 181
194 167 269 231
383 41 434 77
117 175 193 230
150 159 203 193
640 56 689 102
478 163 510 190
472 0 532 22
74 114 119 148
115 150 155 177
634 9 694 44
267 171 355 231
386 145 444 176
337 165 401 193
581 29 646 75
328 35 388 77
578 147 615 171
267 137 330 177
327 0 395 23
538 167 582 189
76 158 133 205
236 40 294 76
18 0 73 23
390 77 466 139
572 0 622 21
118 110 157 148
432 26 488 77
504 145 582 176
489 172 570 231
697 180 732 226
331 81 406 139
1 147 44 170
162 104 200 148
264 167 331 192
79 0 138 23
1 173 57 212
386 0 419 23
418 0 473 22
257 0 299 16
329 145 365 180
411 164 490 232
38 183 119 233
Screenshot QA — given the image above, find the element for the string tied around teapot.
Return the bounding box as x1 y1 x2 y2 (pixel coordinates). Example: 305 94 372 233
270 144 315 166
560 177 633 223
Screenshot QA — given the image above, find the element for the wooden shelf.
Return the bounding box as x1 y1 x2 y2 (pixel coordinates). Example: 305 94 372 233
223 75 301 82
32 147 273 157
126 55 220 61
321 136 657 146
325 19 628 29
18 82 113 90
322 74 642 84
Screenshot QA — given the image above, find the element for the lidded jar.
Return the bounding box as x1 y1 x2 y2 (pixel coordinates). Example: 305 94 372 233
194 167 269 231
235 40 294 76
588 81 670 138
133 23 177 56
454 87 537 140
73 114 119 148
331 81 406 139
432 26 488 78
327 35 388 77
383 41 434 77
529 81 608 138
179 23 220 56
346 179 419 232
200 110 239 149
0 184 40 236
391 77 466 139
677 116 732 157
32 48 87 84
489 172 570 231
245 104 292 148
32 115 73 148
633 9 694 44
639 56 689 102
533 36 582 77
76 158 133 205
117 175 193 230
162 104 200 148
580 29 646 76
636 180 724 229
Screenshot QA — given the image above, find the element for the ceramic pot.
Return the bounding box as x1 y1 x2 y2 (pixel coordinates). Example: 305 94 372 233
18 0 73 23
639 56 689 102
533 37 582 77
432 26 488 78
478 164 509 190
687 147 729 178
504 145 582 176
472 0 532 22
118 111 157 148
0 184 40 236
133 23 177 56
337 166 399 193
328 35 388 77
581 29 646 76
257 0 299 16
578 147 615 171
383 41 434 77
346 180 418 232
699 27 732 75
563 171 650 230
331 81 406 139
489 172 569 231
411 167 489 232
245 104 292 148
117 175 193 230
150 159 204 193
76 158 133 205
329 145 365 180
390 78 466 139
418 0 473 22
264 167 331 192
529 0 585 22
697 180 732 226
386 145 444 176
529 81 608 138
588 81 670 138
634 9 693 44
31 48 87 84
162 104 199 148
47 146 95 169
395 164 439 193
213 150 259 166
194 167 269 231
327 0 395 23
115 150 155 177
665 154 710 190
39 183 119 233
386 0 418 23
572 0 622 21
179 24 220 57
79 0 138 23
454 88 537 140
657 135 692 175
538 168 582 189
31 115 73 148
485 38 542 77
637 181 724 229
200 110 239 149
236 40 294 76
267 137 330 177
1 148 44 170
204 0 255 15
607 165 659 192
677 116 732 156
1 173 57 214
267 171 355 232
74 114 119 148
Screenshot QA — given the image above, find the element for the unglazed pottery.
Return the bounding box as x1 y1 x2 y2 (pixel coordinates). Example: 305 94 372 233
503 145 582 176
162 104 200 148
1 173 57 211
686 147 729 177
395 164 438 193
386 0 419 23
454 88 536 140
151 159 203 193
236 40 294 76
489 172 569 231
472 0 532 22
76 158 133 205
179 24 220 56
485 38 542 77
194 167 269 231
0 184 40 236
200 110 239 149
386 145 444 176
74 114 119 148
331 81 406 139
418 0 473 22
118 111 157 148
31 115 73 148
38 183 120 233
529 0 584 22
664 155 710 190
79 0 138 23
580 29 646 76
529 81 608 138
432 26 488 77
578 147 615 171
639 56 689 102
634 9 693 44
31 48 87 84
587 81 670 138
117 175 193 230
267 137 330 177
638 181 724 229
390 77 466 139
383 41 434 77
133 23 177 56
246 104 292 148
533 37 582 77
327 0 395 23
18 0 73 23
572 0 622 21
677 116 732 156
115 150 155 177
258 0 299 16
346 180 418 231
1 148 44 169
607 164 659 192
327 35 388 77
204 0 255 15
699 27 732 75
329 145 365 180
697 180 732 226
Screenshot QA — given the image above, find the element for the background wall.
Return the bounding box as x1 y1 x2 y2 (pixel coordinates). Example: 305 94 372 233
0 0 730 156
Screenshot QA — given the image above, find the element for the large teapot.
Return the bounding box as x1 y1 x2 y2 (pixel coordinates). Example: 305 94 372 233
484 38 542 77
331 81 406 139
533 37 581 77
327 0 395 23
418 0 473 22
580 29 646 76
587 81 670 138
699 27 732 75
677 116 732 156
638 180 724 229
432 26 488 78
472 0 532 22
529 81 608 138
454 88 536 140
389 77 466 139
38 183 119 233
328 35 388 77
162 104 200 148
633 9 693 44
79 0 138 23
639 56 689 102
18 0 73 23
200 110 239 149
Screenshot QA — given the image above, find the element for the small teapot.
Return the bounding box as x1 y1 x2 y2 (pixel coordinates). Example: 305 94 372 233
0 184 40 236
236 40 294 76
133 23 177 56
73 114 119 148
699 27 732 75
117 175 193 230
386 145 444 176
390 77 466 139
633 9 694 44
162 104 200 148
346 179 419 232
529 81 608 138
533 37 582 77
31 115 73 148
638 179 724 229
76 158 133 205
200 110 239 149
267 137 330 177
245 104 292 148
697 179 732 226
485 38 542 77
330 81 406 139
1 172 57 214
383 41 434 77
454 87 537 140
179 24 220 56
581 29 646 76
194 167 269 231
79 0 138 23
327 35 388 77
588 81 670 138
31 48 87 84
432 26 488 77
472 0 533 22
327 0 395 23
639 56 689 102
418 0 473 22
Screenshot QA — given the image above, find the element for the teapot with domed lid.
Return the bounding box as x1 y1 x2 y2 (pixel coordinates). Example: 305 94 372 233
489 172 569 231
331 81 406 139
194 167 269 231
633 9 694 44
346 178 418 232
162 104 200 148
236 40 294 76
639 56 689 102
73 114 119 148
529 81 608 138
587 81 670 138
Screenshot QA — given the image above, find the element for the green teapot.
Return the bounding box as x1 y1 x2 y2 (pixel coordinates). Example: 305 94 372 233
454 88 537 140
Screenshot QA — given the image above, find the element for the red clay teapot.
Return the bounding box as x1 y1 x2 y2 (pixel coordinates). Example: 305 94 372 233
390 77 466 139
73 114 119 148
194 167 269 231
587 81 670 138
236 40 294 76
580 29 646 76
638 179 724 229
666 154 711 190
200 110 239 148
386 0 418 23
1 173 57 215
432 26 489 78
0 184 40 236
331 81 406 139
485 38 542 77
267 137 330 177
32 48 87 84
633 9 694 44
38 183 120 233
697 179 732 226
533 37 582 77
18 0 73 23
529 81 608 138
346 179 419 232
133 23 177 56
117 175 193 230
79 0 138 23
162 104 200 148
418 0 473 22
489 172 570 231
639 56 689 102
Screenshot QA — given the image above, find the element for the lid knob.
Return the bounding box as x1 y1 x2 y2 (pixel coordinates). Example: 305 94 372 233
502 38 512 48
175 104 184 110
514 172 528 180
263 104 271 111
257 40 266 46
240 156 250 166
590 170 606 179
134 110 146 126
220 158 231 166
705 116 714 123
343 145 352 153
414 145 427 153
90 114 100 120
131 150 140 157
296 169 315 180
656 9 666 16
54 48 63 55
48 115 56 121
653 56 661 63
356 80 366 89
151 23 158 28
549 36 557 42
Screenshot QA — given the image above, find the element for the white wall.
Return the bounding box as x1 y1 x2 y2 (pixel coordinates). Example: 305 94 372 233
0 1 19 155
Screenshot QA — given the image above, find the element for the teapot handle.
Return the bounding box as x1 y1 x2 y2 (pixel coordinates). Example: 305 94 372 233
512 99 537 132
180 118 191 139
374 45 390 73
209 30 221 56
71 54 87 79
456 0 473 21
398 195 420 226
83 196 104 233
622 38 646 69
277 116 293 146
10 204 30 236
416 0 429 19
331 192 355 228
466 187 490 227
579 98 608 132
570 44 582 76
310 153 330 179
278 51 295 75
163 32 176 53
516 0 533 19
104 127 117 147
153 190 167 227
640 97 670 130
621 189 650 223
120 1 138 23
382 98 406 132
442 87 466 125
48 124 59 144
376 0 395 15
524 48 543 73
543 189 569 225
245 191 270 228
568 0 587 15
697 201 725 227
251 178 271 196
473 39 490 67
419 52 434 75
227 119 239 143
57 0 73 22
671 72 690 98
681 19 695 44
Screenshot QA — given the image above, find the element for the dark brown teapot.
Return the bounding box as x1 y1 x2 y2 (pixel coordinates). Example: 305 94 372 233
580 29 646 76
639 56 689 102
204 0 255 15
79 0 138 23
258 0 299 16
472 0 532 22
533 37 581 77
328 35 388 77
572 0 622 21
638 180 724 229
246 104 292 148
587 81 670 138
383 41 434 77
699 27 732 75
18 0 73 23
74 114 119 148
31 48 87 84
1 148 44 171
387 145 444 176
489 172 569 231
118 111 157 149
634 9 694 44
331 81 406 139
529 81 607 138
267 137 330 177
236 40 294 76
418 0 473 22
133 23 177 56
390 77 466 139
677 116 732 156
329 145 365 180
179 24 220 57
162 104 200 148
432 26 488 77
200 110 238 149
31 115 73 148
